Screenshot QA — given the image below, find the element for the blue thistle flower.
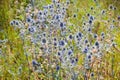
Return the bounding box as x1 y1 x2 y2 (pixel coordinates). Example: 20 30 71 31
41 38 46 44
13 20 19 26
90 16 94 20
68 50 73 55
71 59 75 64
88 28 91 32
55 15 59 20
53 37 57 41
95 42 99 46
85 39 88 44
56 65 60 71
101 32 104 36
88 55 91 59
94 34 97 38
78 32 82 37
83 48 88 53
32 60 38 66
58 52 61 56
60 22 64 28
69 35 73 39
26 18 31 22
10 21 14 26
38 11 42 16
59 40 65 46
28 27 35 33
54 42 57 46
62 48 66 51
89 20 92 24
75 58 78 62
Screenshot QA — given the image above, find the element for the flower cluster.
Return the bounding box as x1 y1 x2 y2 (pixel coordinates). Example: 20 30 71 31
10 0 118 79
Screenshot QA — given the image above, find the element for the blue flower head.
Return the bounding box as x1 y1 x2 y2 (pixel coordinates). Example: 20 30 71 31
88 55 91 59
78 32 82 37
26 18 31 22
90 16 94 20
59 40 65 46
53 37 57 41
85 39 88 44
10 21 14 26
83 48 88 53
60 22 64 28
69 35 73 39
32 60 38 66
56 15 59 20
71 59 75 64
95 41 99 47
42 38 46 44
54 42 57 46
12 20 19 26
68 50 72 55
94 34 97 38
88 28 91 32
62 48 66 51
75 58 78 62
56 3 60 8
58 52 61 56
39 11 42 15
89 20 92 24
56 65 60 71
28 27 35 33
49 4 54 9
101 32 104 36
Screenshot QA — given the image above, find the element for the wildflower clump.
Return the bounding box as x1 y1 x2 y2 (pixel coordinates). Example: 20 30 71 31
10 0 119 79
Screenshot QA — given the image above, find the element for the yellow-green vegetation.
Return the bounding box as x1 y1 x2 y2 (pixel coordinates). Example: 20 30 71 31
0 0 120 80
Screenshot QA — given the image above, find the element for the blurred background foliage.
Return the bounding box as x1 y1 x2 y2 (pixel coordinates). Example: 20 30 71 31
0 0 120 80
